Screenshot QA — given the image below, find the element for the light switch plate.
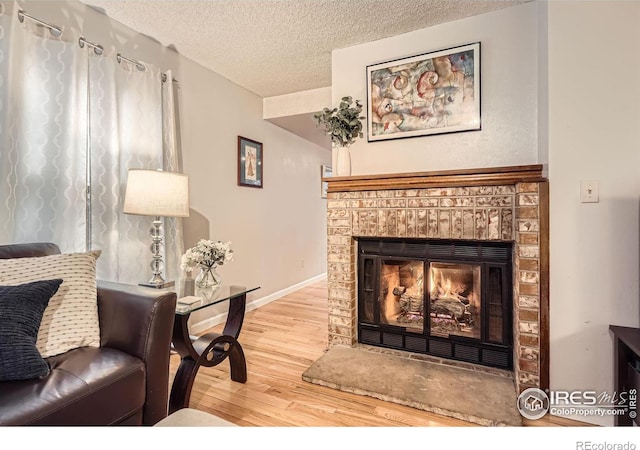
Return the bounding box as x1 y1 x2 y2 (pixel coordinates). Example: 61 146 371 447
580 180 599 203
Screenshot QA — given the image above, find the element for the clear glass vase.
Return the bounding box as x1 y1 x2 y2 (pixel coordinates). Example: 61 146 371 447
195 264 222 288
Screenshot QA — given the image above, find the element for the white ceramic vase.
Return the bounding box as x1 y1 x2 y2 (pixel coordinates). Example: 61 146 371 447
335 146 351 177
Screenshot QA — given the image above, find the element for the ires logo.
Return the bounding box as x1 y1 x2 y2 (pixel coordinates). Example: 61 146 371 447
548 390 629 406
517 388 637 420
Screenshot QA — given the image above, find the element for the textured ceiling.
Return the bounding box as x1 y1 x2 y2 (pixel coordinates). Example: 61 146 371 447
83 0 528 98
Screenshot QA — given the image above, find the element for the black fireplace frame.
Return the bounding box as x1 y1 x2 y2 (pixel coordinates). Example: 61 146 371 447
357 237 513 369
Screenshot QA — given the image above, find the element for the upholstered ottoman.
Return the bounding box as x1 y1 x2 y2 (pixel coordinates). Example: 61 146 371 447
155 408 237 427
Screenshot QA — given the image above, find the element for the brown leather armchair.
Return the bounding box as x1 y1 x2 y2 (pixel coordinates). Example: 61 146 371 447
0 243 177 426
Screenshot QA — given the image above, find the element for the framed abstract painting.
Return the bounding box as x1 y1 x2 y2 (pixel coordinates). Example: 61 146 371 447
366 42 481 142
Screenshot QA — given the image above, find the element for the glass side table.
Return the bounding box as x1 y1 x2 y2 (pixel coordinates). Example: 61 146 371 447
169 284 260 414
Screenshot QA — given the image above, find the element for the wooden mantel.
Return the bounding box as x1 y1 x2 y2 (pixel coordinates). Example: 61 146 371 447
325 164 546 192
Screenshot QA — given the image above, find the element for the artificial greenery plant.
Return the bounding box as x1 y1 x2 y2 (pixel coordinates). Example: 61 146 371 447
313 96 365 147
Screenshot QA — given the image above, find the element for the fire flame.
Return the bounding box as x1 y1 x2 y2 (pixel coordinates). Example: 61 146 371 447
430 268 465 300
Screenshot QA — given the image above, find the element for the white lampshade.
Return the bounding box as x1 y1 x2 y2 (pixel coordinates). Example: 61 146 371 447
123 169 189 217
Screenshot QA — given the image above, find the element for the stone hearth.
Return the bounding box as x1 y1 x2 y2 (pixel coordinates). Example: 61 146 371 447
324 165 549 393
303 346 522 426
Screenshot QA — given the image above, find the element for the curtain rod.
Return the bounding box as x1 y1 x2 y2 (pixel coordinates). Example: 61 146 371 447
17 9 178 83
79 37 104 55
18 9 62 37
161 73 179 83
117 53 146 72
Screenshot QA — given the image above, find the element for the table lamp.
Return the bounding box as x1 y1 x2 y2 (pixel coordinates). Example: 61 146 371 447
123 169 189 288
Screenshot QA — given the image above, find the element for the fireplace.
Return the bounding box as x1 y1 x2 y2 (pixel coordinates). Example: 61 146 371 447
324 165 549 393
358 238 513 369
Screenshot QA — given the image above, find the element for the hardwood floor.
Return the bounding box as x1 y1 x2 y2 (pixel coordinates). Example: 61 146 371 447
169 279 589 427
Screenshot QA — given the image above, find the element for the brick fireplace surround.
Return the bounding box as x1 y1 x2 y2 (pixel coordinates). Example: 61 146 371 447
324 165 549 394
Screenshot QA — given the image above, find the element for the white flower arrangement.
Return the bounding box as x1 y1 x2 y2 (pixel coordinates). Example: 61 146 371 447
180 239 234 273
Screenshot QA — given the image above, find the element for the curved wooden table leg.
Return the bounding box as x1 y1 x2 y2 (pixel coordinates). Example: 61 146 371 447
223 294 246 339
169 292 248 414
169 358 199 413
224 294 247 382
228 341 247 383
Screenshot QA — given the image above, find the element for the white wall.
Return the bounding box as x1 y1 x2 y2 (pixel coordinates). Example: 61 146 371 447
547 0 640 426
263 87 332 118
176 54 329 327
9 1 331 324
332 2 541 175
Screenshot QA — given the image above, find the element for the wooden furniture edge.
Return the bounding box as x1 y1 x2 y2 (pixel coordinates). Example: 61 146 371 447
324 164 546 192
608 325 640 426
539 180 550 391
609 325 640 356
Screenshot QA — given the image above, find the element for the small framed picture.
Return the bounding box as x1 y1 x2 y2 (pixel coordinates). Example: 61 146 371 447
238 136 263 188
321 165 332 198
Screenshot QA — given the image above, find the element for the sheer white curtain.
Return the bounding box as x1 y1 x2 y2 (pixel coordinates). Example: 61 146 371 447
0 4 185 285
0 8 88 251
162 70 185 284
89 56 164 284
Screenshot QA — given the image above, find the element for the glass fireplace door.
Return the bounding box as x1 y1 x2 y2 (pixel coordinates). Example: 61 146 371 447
429 262 481 339
357 238 513 369
380 259 424 332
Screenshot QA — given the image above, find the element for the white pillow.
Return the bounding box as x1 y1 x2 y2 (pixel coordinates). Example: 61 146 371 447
0 251 101 357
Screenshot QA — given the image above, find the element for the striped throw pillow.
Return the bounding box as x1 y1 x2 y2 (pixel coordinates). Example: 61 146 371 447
0 251 101 358
0 279 63 381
